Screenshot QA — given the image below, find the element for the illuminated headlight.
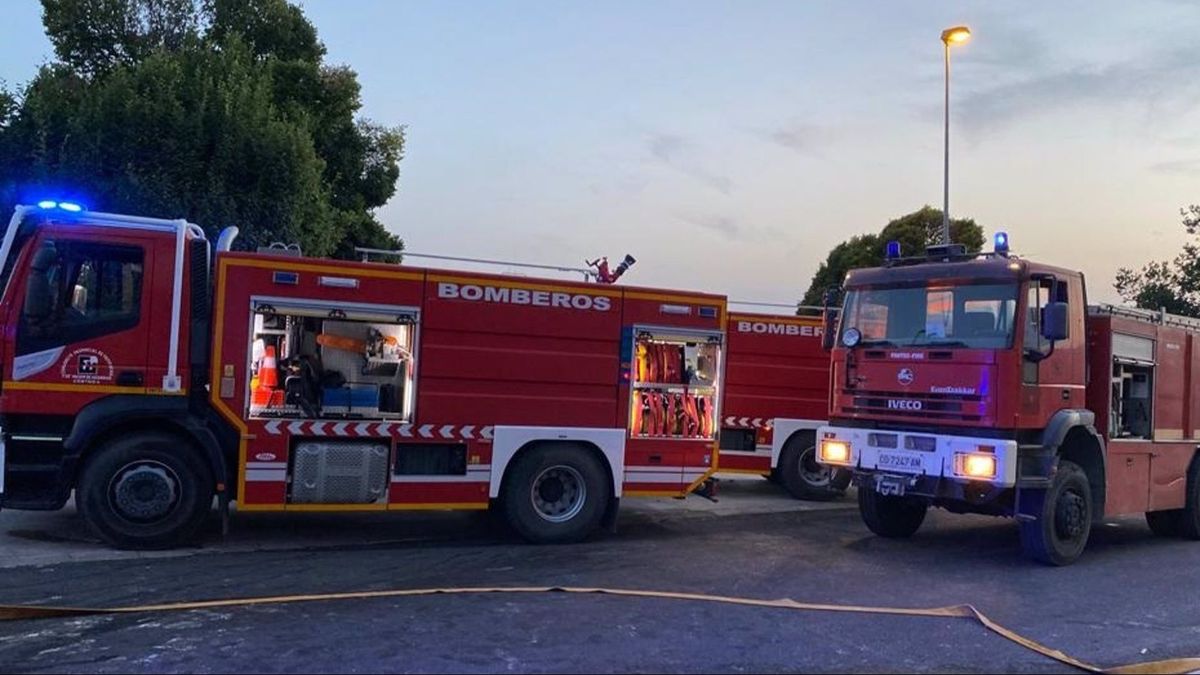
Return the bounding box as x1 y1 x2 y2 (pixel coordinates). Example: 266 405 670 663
955 452 997 479
819 440 851 465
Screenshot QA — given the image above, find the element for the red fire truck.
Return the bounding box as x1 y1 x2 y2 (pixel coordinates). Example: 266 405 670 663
816 235 1200 565
719 308 849 499
0 203 726 548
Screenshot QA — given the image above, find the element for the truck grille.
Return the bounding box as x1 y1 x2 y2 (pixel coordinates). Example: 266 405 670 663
290 441 390 504
840 389 985 422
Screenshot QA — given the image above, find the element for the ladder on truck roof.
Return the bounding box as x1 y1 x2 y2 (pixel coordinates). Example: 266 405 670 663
1088 303 1200 331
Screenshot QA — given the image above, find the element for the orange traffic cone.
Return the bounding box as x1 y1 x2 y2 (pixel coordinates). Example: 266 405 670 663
252 345 279 409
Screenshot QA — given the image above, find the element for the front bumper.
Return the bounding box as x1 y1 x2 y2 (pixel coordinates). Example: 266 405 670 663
815 425 1018 488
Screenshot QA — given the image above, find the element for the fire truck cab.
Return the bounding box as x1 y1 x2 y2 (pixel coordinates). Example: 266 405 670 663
816 236 1200 565
0 204 726 548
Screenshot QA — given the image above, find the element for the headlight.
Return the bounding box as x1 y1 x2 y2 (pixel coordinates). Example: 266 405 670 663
819 439 851 465
955 452 997 479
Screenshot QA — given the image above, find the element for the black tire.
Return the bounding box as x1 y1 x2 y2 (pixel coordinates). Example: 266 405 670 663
1146 510 1182 537
1179 457 1200 540
777 434 851 501
1019 459 1092 566
858 483 927 538
77 431 214 550
501 443 611 544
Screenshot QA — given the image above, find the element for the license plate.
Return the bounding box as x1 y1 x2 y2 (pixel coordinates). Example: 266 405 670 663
876 450 924 473
876 475 906 496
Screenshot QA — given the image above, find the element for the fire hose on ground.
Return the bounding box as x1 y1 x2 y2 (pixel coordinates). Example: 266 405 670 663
1 585 1197 674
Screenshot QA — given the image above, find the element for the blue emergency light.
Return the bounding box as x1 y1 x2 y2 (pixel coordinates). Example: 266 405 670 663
35 199 85 212
885 240 902 259
994 231 1009 255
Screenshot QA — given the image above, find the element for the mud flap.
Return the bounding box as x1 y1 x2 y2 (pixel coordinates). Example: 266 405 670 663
1015 483 1047 523
601 496 620 533
0 428 5 512
218 491 231 538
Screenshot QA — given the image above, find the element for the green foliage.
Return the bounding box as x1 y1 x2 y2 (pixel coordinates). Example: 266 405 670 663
42 0 200 76
799 206 986 307
1 0 403 258
1115 205 1200 316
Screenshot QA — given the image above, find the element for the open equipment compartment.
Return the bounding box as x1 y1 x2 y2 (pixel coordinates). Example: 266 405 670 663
629 327 722 440
247 297 418 421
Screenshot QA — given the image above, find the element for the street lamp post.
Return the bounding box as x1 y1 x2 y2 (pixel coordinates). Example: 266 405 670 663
940 25 970 245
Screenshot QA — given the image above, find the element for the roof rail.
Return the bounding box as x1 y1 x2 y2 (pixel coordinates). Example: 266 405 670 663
1088 303 1200 330
727 301 834 317
355 246 596 282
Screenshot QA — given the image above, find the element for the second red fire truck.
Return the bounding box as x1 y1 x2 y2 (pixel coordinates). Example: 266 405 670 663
0 203 726 548
720 308 849 499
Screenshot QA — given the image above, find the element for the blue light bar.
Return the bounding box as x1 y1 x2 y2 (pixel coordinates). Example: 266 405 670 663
37 200 58 209
994 231 1009 254
885 240 902 259
58 202 83 212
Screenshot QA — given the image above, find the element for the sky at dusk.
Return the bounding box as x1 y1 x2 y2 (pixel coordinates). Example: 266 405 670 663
2 1 1198 304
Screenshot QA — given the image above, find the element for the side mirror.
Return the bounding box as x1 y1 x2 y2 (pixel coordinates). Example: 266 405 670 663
1041 301 1069 341
821 287 839 351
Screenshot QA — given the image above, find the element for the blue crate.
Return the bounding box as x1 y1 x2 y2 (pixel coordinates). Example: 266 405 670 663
322 384 380 413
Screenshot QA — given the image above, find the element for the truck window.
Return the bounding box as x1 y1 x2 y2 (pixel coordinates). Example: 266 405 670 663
17 240 144 356
1023 281 1052 358
840 284 1017 349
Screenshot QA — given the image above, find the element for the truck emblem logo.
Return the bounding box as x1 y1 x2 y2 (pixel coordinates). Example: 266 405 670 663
897 368 914 386
887 399 923 410
60 348 114 384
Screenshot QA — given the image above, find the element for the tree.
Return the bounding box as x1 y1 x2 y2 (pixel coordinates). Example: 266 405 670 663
1115 205 1200 316
799 206 986 307
0 0 403 258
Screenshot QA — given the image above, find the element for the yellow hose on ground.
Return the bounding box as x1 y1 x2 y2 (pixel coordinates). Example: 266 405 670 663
1 586 1196 674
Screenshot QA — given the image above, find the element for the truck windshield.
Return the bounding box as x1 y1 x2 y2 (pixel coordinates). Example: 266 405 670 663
840 283 1018 349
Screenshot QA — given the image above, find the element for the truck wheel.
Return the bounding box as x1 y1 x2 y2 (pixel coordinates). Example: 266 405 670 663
858 485 927 538
777 434 851 501
1019 459 1091 566
1146 510 1182 537
502 443 610 544
77 431 214 550
1178 458 1200 540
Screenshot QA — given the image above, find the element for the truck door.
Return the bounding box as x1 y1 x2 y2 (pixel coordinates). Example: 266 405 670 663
1020 276 1086 419
5 228 156 400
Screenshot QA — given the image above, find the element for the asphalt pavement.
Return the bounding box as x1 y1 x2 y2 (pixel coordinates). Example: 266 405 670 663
1 477 1198 673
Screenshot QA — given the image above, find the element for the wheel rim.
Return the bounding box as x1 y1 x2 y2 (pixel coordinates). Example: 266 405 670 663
799 446 832 488
531 465 586 523
1054 487 1088 541
107 460 181 524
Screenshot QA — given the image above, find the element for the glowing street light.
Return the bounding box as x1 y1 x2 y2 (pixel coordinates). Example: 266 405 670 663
940 25 971 245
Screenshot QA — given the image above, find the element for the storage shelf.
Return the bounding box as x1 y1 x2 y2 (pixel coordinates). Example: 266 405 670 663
632 383 716 392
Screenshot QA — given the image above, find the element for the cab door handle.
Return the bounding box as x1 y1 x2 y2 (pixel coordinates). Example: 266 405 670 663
117 371 144 386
